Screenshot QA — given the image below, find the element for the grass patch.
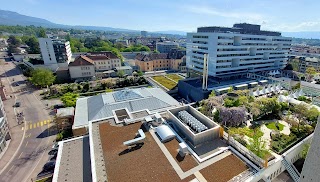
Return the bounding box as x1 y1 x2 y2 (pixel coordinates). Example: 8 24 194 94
266 122 284 131
152 76 177 90
35 176 52 182
229 127 263 138
166 74 183 82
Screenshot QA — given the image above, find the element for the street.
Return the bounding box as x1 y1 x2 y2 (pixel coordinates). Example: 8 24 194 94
0 51 56 182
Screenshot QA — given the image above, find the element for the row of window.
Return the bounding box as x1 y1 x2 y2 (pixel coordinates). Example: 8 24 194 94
193 35 208 39
95 60 120 65
193 41 208 44
81 66 91 70
82 72 91 76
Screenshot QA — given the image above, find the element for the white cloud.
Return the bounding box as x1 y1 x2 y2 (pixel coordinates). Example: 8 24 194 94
183 5 266 23
265 21 320 32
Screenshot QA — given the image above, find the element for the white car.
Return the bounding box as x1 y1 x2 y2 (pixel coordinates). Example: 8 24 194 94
52 143 59 150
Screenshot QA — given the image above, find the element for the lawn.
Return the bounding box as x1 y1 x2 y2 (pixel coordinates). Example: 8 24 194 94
228 127 263 138
152 76 177 90
266 122 284 131
166 74 183 82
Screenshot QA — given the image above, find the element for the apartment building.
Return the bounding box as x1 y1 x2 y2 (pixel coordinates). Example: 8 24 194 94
297 57 320 73
0 97 9 157
39 38 72 70
68 52 123 80
68 56 95 80
187 23 292 77
135 52 183 72
156 41 179 53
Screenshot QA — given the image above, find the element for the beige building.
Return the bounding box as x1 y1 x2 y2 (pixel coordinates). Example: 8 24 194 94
68 56 95 80
135 53 183 72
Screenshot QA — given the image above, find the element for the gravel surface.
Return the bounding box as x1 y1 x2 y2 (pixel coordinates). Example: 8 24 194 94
99 122 195 182
200 154 248 182
164 139 198 172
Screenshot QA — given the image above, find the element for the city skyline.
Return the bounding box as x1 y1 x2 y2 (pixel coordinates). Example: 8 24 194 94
1 0 320 32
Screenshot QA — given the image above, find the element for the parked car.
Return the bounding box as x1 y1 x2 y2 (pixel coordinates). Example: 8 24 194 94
43 161 55 172
53 104 65 109
14 101 21 107
48 149 58 156
50 154 57 161
52 143 59 150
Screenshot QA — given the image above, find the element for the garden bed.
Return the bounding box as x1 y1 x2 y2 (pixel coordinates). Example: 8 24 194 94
152 76 177 90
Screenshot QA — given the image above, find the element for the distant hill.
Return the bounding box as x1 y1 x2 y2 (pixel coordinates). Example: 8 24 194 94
0 9 138 33
282 32 320 39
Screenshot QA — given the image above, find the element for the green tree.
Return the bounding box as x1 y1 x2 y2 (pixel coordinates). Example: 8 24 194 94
60 93 79 107
25 36 40 54
227 86 234 93
293 103 309 133
306 67 317 75
246 134 269 159
38 28 46 38
30 68 55 87
153 50 160 53
117 70 125 78
300 143 310 159
209 91 216 97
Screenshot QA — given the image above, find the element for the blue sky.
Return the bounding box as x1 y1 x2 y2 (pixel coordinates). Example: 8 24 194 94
1 0 320 32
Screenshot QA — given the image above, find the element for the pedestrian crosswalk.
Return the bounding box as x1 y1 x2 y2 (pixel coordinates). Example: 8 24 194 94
22 120 52 131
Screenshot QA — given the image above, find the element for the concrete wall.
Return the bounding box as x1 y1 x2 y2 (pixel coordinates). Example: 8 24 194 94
178 78 210 102
12 54 41 62
69 65 95 80
168 106 220 146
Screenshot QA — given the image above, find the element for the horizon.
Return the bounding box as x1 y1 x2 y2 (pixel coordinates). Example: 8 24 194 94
1 0 320 33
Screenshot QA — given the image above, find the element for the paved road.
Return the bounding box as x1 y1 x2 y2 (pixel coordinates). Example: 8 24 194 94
0 52 55 182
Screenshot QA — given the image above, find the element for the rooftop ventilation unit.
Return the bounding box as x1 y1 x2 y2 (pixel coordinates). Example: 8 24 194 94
178 110 208 133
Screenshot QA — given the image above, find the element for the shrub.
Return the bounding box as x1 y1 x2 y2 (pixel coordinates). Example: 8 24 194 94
271 133 297 153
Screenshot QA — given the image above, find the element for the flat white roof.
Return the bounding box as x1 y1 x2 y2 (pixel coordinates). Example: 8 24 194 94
259 80 268 83
249 82 258 85
235 84 248 87
216 87 230 92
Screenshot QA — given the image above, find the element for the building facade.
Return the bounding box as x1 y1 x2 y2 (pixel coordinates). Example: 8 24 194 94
68 55 96 80
186 23 292 77
156 41 179 53
39 38 72 70
0 97 9 157
135 53 183 72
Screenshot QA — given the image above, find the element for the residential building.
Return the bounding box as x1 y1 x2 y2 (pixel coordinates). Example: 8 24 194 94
135 52 183 72
39 38 72 71
297 57 320 73
0 97 10 157
187 23 292 78
0 38 7 51
115 39 129 46
68 55 95 80
156 41 179 53
141 30 147 37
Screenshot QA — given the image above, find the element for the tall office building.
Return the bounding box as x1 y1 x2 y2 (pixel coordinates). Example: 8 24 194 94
39 38 72 70
156 41 179 53
186 23 292 77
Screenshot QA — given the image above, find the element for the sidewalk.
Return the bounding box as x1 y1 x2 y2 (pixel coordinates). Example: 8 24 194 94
0 66 25 172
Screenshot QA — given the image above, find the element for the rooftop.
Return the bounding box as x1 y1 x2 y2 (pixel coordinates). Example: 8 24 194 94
197 23 282 36
73 88 180 128
68 55 94 66
53 136 92 182
86 51 119 59
135 53 169 61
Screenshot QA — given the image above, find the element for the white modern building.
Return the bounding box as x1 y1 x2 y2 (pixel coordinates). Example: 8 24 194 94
39 38 72 71
186 23 292 78
156 41 179 53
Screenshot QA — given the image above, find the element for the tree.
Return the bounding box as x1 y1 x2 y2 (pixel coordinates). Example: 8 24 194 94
209 91 216 97
306 67 317 75
117 70 125 78
60 93 79 107
153 50 160 53
305 107 320 122
246 134 269 159
300 143 310 159
293 103 309 133
284 63 293 70
38 28 46 38
25 36 40 54
30 68 55 87
228 86 234 93
219 107 247 127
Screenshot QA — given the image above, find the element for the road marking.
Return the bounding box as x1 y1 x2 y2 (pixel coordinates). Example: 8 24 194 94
21 127 24 131
37 122 40 127
33 123 36 128
18 152 23 159
25 141 28 147
29 124 32 129
44 120 47 125
7 166 14 173
40 121 43 126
